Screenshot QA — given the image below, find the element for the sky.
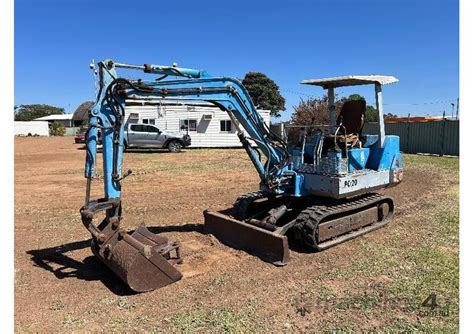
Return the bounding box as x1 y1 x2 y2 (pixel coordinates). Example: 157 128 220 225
15 0 459 121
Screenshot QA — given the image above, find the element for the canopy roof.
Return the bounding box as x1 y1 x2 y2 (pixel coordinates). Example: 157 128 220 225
301 75 399 89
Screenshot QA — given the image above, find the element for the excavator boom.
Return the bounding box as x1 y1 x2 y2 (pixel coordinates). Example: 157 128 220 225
81 59 292 292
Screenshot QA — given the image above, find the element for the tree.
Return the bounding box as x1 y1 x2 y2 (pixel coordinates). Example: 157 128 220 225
365 106 378 122
345 93 364 101
384 112 398 118
344 94 398 121
242 72 285 117
290 94 349 126
49 122 66 136
290 96 330 126
14 104 65 121
290 93 384 125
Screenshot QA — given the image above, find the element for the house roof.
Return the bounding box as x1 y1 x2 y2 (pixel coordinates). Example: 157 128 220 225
301 75 399 89
33 114 74 121
72 101 95 121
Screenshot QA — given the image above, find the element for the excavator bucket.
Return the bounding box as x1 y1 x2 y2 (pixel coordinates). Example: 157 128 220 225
204 210 290 266
80 197 183 293
91 224 182 292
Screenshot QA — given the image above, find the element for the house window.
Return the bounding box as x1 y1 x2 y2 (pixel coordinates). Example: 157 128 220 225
142 118 156 125
220 120 233 132
180 119 197 131
129 113 139 120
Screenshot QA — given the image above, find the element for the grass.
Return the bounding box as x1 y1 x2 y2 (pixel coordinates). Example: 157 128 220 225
122 149 252 179
116 297 137 311
62 314 85 328
311 154 459 332
403 153 459 173
170 305 260 333
136 153 459 333
106 317 128 329
50 300 64 311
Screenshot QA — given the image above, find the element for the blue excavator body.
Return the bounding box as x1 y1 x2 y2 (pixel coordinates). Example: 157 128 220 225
80 59 403 292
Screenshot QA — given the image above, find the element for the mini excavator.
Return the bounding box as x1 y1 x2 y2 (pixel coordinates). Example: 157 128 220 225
80 59 403 292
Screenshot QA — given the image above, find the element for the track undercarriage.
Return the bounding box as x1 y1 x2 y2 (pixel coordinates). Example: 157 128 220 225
204 191 394 265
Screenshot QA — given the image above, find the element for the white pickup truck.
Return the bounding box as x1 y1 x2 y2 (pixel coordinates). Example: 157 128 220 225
124 123 191 152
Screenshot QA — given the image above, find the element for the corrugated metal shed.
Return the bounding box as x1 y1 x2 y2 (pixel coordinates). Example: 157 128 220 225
363 120 459 156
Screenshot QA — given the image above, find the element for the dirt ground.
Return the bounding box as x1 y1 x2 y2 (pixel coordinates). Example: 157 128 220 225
14 137 459 333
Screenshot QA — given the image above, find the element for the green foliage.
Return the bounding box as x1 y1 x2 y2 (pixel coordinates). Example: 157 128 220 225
384 112 398 118
242 72 285 117
346 93 364 101
290 96 331 126
290 93 399 125
14 104 65 121
49 122 66 136
290 94 348 126
365 105 378 122
345 94 398 121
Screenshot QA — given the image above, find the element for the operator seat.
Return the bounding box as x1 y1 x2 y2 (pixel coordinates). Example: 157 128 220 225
336 99 366 147
337 99 366 135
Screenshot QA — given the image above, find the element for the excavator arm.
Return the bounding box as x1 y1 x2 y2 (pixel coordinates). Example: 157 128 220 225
81 59 292 292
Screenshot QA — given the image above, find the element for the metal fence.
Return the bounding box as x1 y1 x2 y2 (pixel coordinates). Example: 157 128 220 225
362 120 459 156
270 120 459 156
64 127 81 136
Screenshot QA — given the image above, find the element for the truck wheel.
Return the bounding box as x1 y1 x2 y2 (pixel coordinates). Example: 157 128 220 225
167 140 182 153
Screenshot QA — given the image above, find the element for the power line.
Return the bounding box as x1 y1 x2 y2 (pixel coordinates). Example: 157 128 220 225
383 100 457 106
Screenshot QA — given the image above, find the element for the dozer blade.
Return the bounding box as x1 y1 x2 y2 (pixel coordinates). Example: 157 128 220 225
92 224 182 293
204 210 290 266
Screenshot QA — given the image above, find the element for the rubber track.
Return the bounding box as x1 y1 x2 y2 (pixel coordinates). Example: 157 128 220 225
233 191 265 220
294 192 394 251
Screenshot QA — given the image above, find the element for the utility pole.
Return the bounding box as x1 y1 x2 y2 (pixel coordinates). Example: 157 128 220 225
456 98 459 120
440 111 446 157
406 113 411 154
451 103 455 119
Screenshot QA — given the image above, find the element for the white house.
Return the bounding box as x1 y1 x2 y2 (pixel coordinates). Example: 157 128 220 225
14 121 50 136
124 101 271 148
33 114 75 128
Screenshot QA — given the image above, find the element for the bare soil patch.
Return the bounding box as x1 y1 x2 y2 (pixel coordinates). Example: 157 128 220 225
14 137 458 332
